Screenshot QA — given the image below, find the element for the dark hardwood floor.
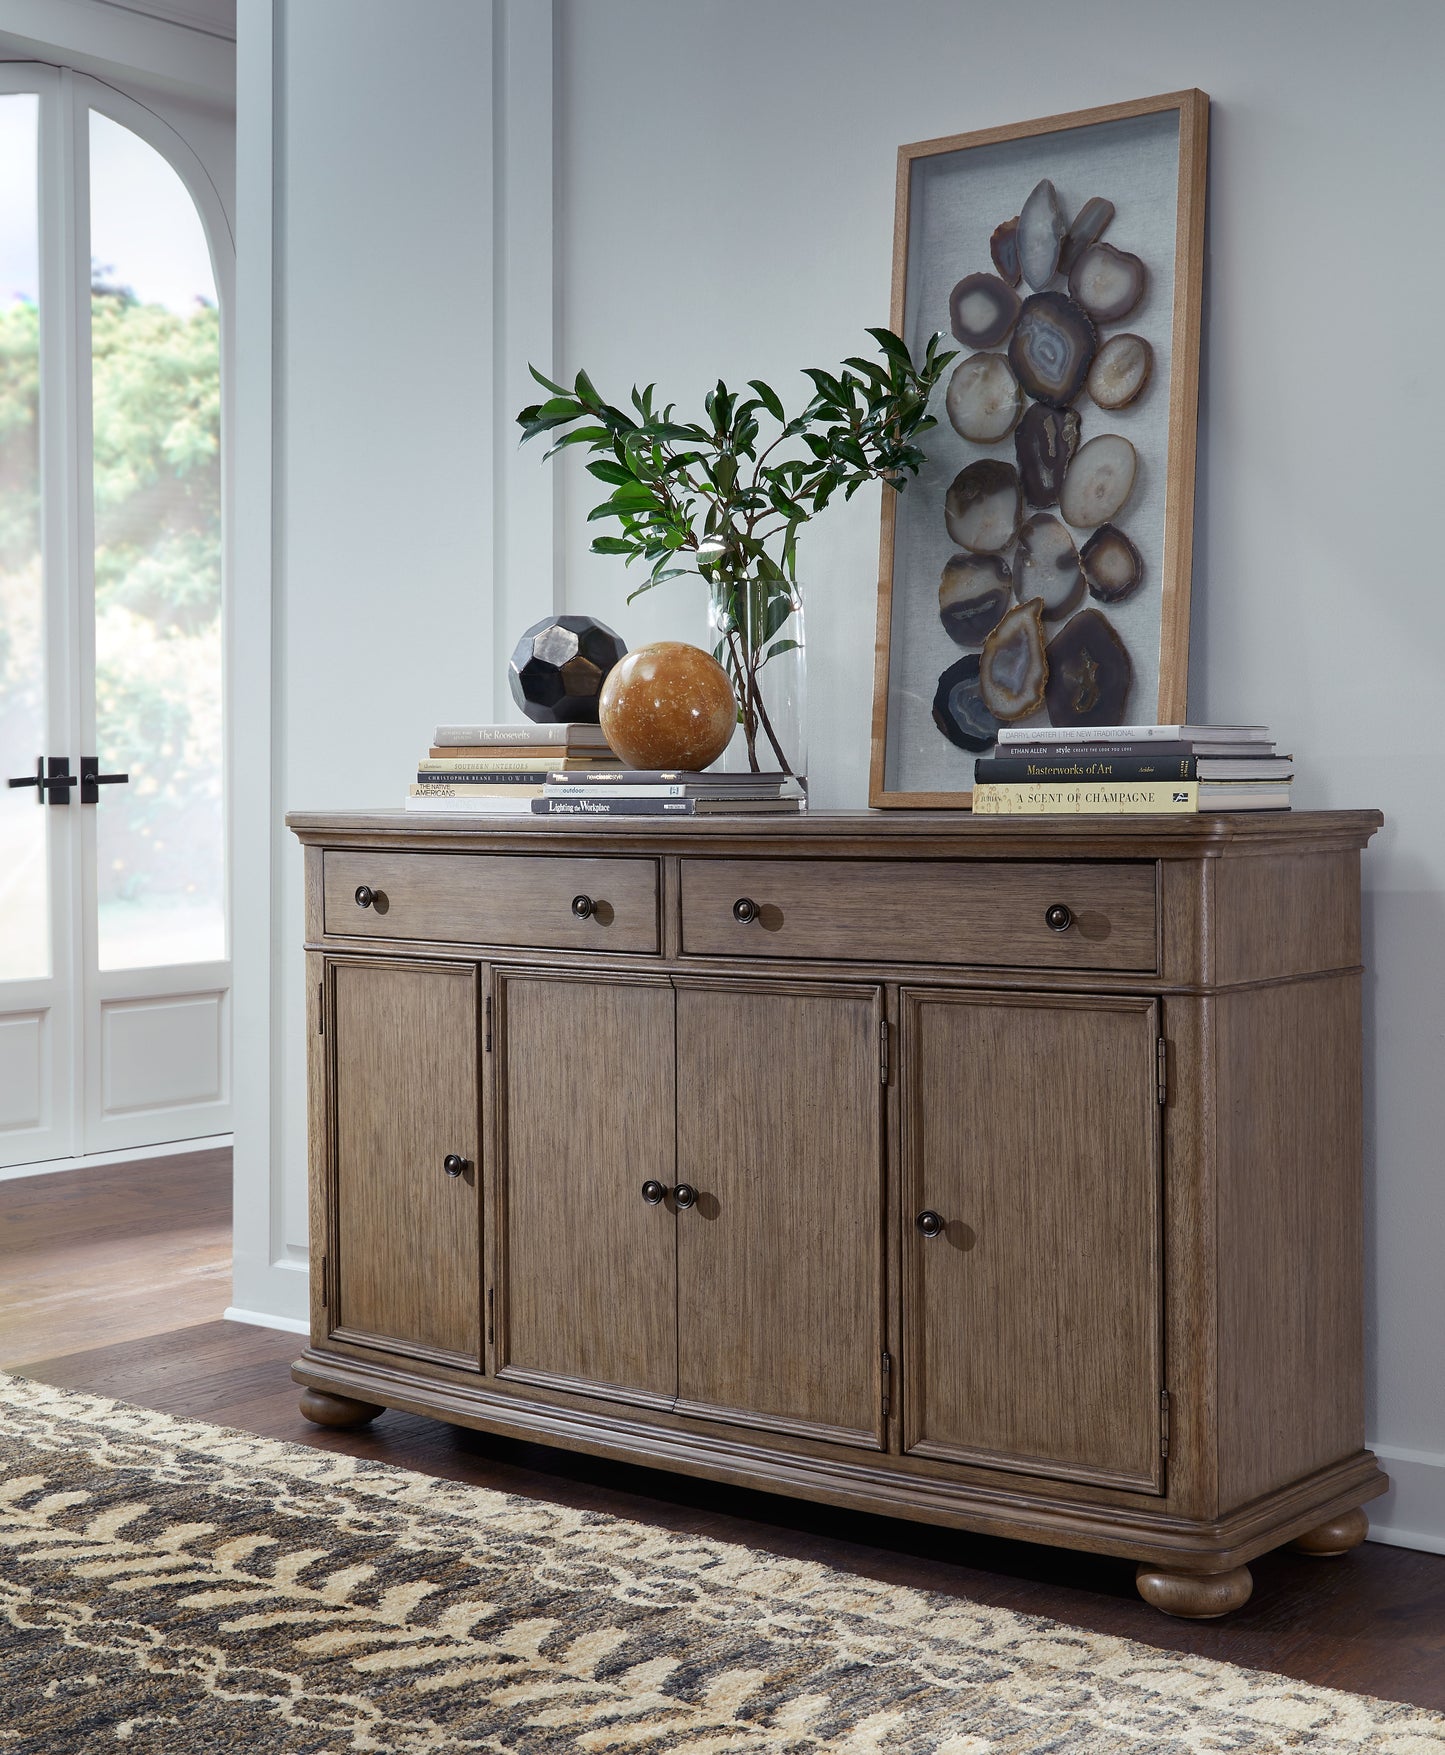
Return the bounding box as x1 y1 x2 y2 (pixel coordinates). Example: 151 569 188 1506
2 1150 1443 1711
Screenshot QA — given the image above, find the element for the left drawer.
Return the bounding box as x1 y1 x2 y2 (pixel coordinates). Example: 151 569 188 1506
322 850 661 953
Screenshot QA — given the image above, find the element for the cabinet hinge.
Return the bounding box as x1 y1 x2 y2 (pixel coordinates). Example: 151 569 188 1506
1156 1036 1168 1105
881 1350 892 1419
484 994 493 1053
1159 1388 1170 1457
486 1286 494 1346
879 1019 890 1085
318 981 324 1034
319 1254 327 1309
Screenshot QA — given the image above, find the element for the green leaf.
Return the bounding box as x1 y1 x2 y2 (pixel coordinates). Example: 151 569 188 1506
586 458 634 485
527 363 567 396
574 367 601 405
865 326 912 370
747 379 786 422
764 637 800 662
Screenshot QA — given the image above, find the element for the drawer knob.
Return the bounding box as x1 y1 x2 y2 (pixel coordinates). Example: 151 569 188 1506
571 893 595 920
732 897 759 924
916 1209 944 1239
1044 902 1074 933
673 1182 698 1210
354 884 375 909
640 1179 666 1205
443 1153 466 1179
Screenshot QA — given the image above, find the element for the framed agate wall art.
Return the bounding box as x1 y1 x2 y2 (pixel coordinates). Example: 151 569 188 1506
869 90 1208 808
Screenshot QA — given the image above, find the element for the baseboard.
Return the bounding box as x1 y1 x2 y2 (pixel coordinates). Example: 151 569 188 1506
0 1133 234 1183
223 1305 310 1337
1364 1444 1445 1554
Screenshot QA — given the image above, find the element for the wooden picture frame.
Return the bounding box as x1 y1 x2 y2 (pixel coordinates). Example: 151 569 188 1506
869 90 1209 809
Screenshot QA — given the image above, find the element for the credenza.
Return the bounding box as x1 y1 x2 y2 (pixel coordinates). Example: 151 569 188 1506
286 807 1385 1617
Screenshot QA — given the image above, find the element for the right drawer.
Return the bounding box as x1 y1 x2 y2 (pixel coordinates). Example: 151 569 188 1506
680 858 1158 971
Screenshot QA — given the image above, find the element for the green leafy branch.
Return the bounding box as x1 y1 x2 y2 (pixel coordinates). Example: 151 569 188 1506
516 327 955 772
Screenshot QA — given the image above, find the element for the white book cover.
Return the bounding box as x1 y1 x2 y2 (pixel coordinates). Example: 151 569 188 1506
997 723 1271 746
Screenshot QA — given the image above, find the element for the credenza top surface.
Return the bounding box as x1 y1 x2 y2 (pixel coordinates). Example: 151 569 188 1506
287 807 1382 860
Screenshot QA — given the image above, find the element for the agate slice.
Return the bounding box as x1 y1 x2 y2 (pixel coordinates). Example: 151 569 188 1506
939 553 1012 647
1014 402 1081 508
1017 178 1067 290
1080 524 1143 603
944 460 1022 554
1008 292 1096 407
1060 433 1138 528
945 353 1023 444
1058 196 1115 275
1068 242 1147 324
990 216 1021 287
1045 608 1133 727
980 599 1049 721
1087 332 1153 409
949 273 1021 350
1013 513 1084 620
932 653 1001 752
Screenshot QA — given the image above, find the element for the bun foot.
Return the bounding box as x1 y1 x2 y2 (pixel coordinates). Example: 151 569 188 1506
1136 1563 1253 1618
1289 1507 1369 1556
299 1387 384 1429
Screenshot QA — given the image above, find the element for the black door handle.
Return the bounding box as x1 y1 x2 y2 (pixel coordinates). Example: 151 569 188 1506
80 759 130 805
7 757 75 806
672 1183 697 1209
443 1154 466 1179
916 1210 945 1238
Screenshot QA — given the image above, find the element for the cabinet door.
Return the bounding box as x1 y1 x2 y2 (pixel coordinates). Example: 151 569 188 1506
901 989 1163 1492
495 971 677 1408
328 957 481 1367
674 979 885 1449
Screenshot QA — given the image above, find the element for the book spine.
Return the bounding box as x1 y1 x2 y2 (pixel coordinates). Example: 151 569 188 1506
971 782 1199 815
978 740 1201 759
416 770 552 785
531 798 697 816
975 754 1196 781
545 783 692 798
433 724 609 747
420 755 583 772
410 782 544 798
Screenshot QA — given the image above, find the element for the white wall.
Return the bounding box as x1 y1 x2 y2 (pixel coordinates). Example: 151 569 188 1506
235 0 1445 1548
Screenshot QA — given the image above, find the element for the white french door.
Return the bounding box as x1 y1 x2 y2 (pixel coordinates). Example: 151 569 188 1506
0 66 232 1169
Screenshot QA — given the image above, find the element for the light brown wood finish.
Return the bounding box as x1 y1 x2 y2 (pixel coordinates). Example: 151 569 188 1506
323 848 660 953
298 1387 381 1428
901 989 1164 1492
1136 1564 1254 1620
673 979 886 1448
868 90 1210 808
327 958 482 1367
1213 974 1366 1507
681 857 1158 971
494 970 677 1409
288 808 1387 1619
1291 1509 1370 1556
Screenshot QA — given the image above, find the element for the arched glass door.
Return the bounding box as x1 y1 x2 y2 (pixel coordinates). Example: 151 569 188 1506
0 66 232 1168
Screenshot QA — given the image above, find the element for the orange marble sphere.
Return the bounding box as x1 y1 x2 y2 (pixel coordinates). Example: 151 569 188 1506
598 641 737 771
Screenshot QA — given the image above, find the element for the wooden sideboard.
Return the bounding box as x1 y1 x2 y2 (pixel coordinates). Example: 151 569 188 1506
286 807 1386 1617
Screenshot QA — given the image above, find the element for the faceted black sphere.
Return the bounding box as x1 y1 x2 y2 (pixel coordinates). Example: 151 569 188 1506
507 614 627 723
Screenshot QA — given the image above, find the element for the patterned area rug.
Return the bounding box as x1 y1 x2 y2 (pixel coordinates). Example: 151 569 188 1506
1 1374 1442 1755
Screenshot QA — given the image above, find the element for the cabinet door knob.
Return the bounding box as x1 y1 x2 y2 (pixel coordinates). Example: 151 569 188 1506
443 1153 465 1178
355 885 375 909
571 893 595 919
673 1182 698 1209
732 897 759 924
1044 902 1073 933
916 1209 944 1238
640 1179 666 1205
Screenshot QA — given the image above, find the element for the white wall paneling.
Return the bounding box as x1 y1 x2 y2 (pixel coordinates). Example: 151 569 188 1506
0 1011 46 1132
235 0 1445 1546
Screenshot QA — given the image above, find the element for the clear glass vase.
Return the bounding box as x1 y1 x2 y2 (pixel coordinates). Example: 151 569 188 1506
706 577 807 803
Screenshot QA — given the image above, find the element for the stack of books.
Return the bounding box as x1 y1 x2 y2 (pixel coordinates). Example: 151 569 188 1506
532 769 800 817
971 724 1292 815
406 722 622 812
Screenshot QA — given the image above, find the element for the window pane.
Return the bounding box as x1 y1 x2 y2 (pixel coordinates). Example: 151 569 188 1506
90 111 224 970
0 94 46 982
